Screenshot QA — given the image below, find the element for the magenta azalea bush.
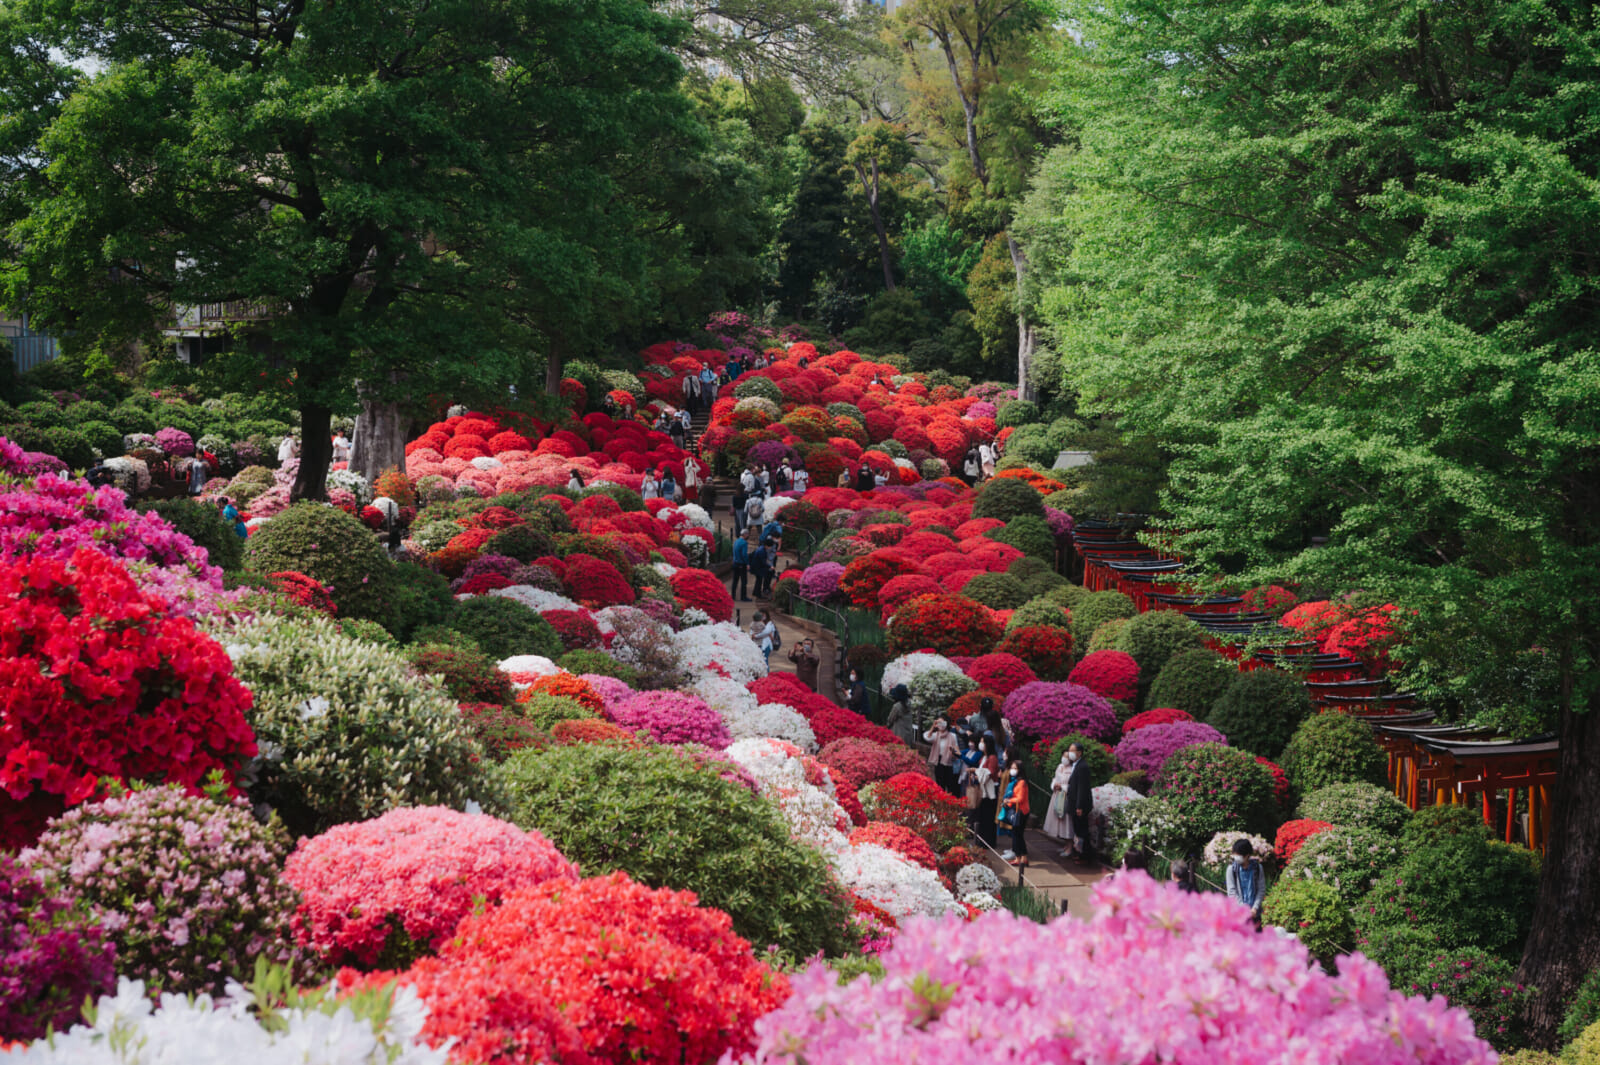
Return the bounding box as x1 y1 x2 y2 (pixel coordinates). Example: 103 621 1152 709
1114 721 1228 778
283 806 578 969
736 872 1494 1064
1002 681 1118 743
154 427 195 457
21 786 304 996
607 691 733 748
798 562 846 601
0 854 116 1041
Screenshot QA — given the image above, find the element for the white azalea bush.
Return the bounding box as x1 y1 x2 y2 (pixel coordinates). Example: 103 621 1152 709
724 702 818 752
881 652 964 696
673 621 766 683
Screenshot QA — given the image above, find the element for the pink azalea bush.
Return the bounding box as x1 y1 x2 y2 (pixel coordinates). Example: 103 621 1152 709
1114 721 1228 778
284 806 579 969
798 562 846 601
607 691 733 748
1002 681 1118 743
0 854 116 1041
735 872 1495 1064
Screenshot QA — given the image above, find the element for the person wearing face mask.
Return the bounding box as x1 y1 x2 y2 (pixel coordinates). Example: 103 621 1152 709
967 735 1001 851
923 717 961 797
1063 741 1094 863
1043 745 1076 847
1226 837 1266 924
997 757 1030 867
846 668 870 717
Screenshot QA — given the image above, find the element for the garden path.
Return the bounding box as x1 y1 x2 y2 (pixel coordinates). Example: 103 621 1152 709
978 825 1109 917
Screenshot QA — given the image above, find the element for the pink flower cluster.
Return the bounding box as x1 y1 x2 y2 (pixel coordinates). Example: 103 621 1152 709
1114 721 1228 777
736 872 1495 1064
1002 681 1118 743
284 806 578 968
606 691 733 748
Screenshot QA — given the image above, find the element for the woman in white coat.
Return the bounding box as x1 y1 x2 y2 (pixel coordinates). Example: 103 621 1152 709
1042 748 1075 843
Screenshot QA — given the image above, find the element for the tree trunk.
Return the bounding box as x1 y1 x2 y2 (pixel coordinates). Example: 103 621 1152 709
351 394 409 486
858 160 897 292
545 338 565 398
1007 232 1037 402
1518 701 1600 1044
292 403 332 502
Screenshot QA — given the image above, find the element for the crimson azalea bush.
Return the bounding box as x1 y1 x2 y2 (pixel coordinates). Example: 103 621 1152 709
857 773 967 852
0 854 116 1041
734 872 1496 1064
850 822 939 871
564 554 636 608
358 872 790 1065
996 624 1075 680
0 548 256 848
1122 707 1194 734
1002 681 1118 743
670 567 735 622
22 786 303 997
962 652 1037 697
284 807 578 970
1275 818 1335 863
817 738 929 790
1113 721 1228 778
839 550 920 611
1068 650 1140 703
887 594 1002 657
543 608 604 651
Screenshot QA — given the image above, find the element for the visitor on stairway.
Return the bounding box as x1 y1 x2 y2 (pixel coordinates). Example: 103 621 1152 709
668 412 685 448
1064 741 1094 864
681 372 697 414
846 668 869 716
730 530 751 601
567 469 585 491
790 462 809 493
837 468 852 488
750 534 773 599
1170 860 1199 893
964 735 1000 852
187 455 209 497
698 364 716 399
750 611 777 672
219 497 247 539
1043 746 1074 847
331 430 351 464
678 408 694 438
962 447 981 485
761 517 784 551
659 469 678 503
775 458 792 491
732 483 748 537
640 468 660 501
923 717 962 797
682 454 702 503
743 494 765 538
740 463 759 496
979 440 997 479
999 757 1030 867
788 637 820 691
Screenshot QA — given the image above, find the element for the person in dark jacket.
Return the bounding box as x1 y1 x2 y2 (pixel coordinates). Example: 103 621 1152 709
1170 859 1199 893
1064 740 1094 863
750 535 773 599
730 531 751 601
854 464 874 491
846 668 870 716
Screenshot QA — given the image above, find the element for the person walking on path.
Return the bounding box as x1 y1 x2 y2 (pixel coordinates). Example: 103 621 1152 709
730 532 751 601
187 456 209 497
1226 838 1267 925
681 372 697 414
277 434 298 465
965 735 1001 852
732 483 748 537
682 455 702 503
750 611 777 673
788 637 821 691
962 447 981 485
219 497 247 539
659 469 678 503
924 717 962 797
790 463 809 493
750 533 773 600
1043 747 1075 845
979 440 996 479
998 757 1030 867
640 468 660 501
669 413 686 449
1063 741 1094 863
846 667 870 716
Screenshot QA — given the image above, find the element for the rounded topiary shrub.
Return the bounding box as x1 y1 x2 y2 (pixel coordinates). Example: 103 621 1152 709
1205 667 1313 759
1003 681 1118 744
497 742 853 959
483 523 554 563
22 786 304 997
1262 879 1354 962
137 498 245 572
1004 597 1074 634
222 615 493 837
907 669 978 730
408 643 515 705
452 595 563 661
1280 824 1401 907
1147 648 1237 720
1069 590 1137 650
970 478 1045 523
960 573 1029 611
1153 742 1276 838
1278 711 1387 794
558 649 640 687
988 515 1055 560
1296 782 1412 837
887 594 1003 657
994 399 1039 429
1112 611 1208 706
0 855 115 1041
243 503 394 622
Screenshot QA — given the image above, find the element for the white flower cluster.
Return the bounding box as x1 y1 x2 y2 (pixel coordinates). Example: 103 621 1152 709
761 495 795 522
651 561 678 580
672 503 714 531
1202 831 1274 866
325 467 370 505
687 673 759 720
830 843 962 921
881 652 964 695
726 739 850 853
679 535 711 567
954 863 1003 897
678 606 712 629
962 891 1004 912
102 456 152 492
497 655 561 685
489 585 581 615
4 978 447 1065
672 621 765 684
723 702 818 752
367 496 399 522
469 456 502 470
1089 783 1146 853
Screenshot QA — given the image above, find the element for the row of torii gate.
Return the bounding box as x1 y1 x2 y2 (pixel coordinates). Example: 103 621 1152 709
1070 520 1558 853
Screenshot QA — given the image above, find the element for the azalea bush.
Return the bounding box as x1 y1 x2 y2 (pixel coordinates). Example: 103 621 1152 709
1401 949 1532 1052
408 643 515 705
670 567 735 622
1207 667 1314 760
1121 706 1193 734
453 596 564 661
1297 782 1413 837
1113 721 1228 778
1153 742 1277 838
906 668 978 730
817 738 929 790
0 855 115 1041
962 652 1037 697
995 624 1075 680
22 786 303 996
858 773 967 852
283 807 577 970
839 551 920 611
498 742 853 958
1002 681 1118 743
606 690 732 748
0 548 256 847
886 593 1002 658
1262 878 1356 962
1281 825 1403 908
1278 712 1389 794
1275 818 1335 863
1068 650 1140 704
242 503 395 623
1105 797 1202 863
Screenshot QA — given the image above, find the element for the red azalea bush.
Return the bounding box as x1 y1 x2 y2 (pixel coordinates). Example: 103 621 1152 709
543 608 603 651
0 549 256 848
1002 681 1118 743
285 806 578 969
1122 707 1195 735
886 594 1002 657
850 822 939 871
1322 604 1402 672
1256 756 1293 808
459 702 543 758
1243 585 1298 614
1068 650 1140 704
563 554 636 608
525 673 603 713
832 774 868 827
354 871 788 1065
266 570 339 615
805 705 901 748
670 568 735 623
817 738 928 790
962 653 1037 698
839 550 921 611
996 625 1075 681
550 718 639 746
858 772 968 852
457 572 513 596
1280 600 1346 647
877 574 945 619
938 844 978 879
1274 819 1335 863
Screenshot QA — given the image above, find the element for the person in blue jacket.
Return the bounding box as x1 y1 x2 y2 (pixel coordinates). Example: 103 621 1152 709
730 530 751 601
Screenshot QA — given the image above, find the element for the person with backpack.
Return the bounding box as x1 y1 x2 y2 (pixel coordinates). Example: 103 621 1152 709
730 529 752 601
1226 837 1267 925
750 532 773 599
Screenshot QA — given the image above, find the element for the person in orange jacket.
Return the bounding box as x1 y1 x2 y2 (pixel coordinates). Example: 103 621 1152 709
999 757 1031 867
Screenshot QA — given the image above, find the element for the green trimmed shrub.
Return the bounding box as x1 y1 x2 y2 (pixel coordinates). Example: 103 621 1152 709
1022 571 1070 598
1087 618 1130 653
484 524 555 563
994 399 1038 429
1112 611 1208 706
408 643 514 705
1278 712 1388 794
1262 879 1354 961
138 498 245 572
1042 582 1091 611
1153 742 1277 838
78 419 125 458
557 650 641 686
1561 967 1600 1046
1110 769 1149 793
1280 824 1402 907
222 615 494 837
243 503 394 623
1206 668 1313 759
988 514 1055 560
732 376 784 403
907 669 977 730
1044 734 1114 788
385 561 458 641
960 573 1030 610
111 402 159 435
1147 648 1237 720
1398 948 1532 1051
10 423 94 468
970 477 1045 522
339 618 398 647
514 693 596 731
1296 782 1412 836
497 742 853 959
1069 590 1137 650
452 596 563 661
1004 597 1074 634
1007 556 1051 581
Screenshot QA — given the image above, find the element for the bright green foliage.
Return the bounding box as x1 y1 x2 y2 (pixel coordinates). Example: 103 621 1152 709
1111 611 1207 707
484 525 555 564
338 618 397 648
1561 968 1600 1046
966 235 1020 366
497 743 854 959
1068 590 1136 652
1104 796 1202 865
988 514 1055 562
971 477 1045 522
907 668 977 730
1205 668 1313 760
961 573 1030 610
1262 879 1354 962
514 694 595 731
1296 783 1412 838
138 498 244 572
242 504 393 623
221 616 494 838
1086 618 1128 654
1147 648 1236 720
902 217 982 319
1005 597 1074 634
1280 825 1401 908
452 596 563 662
1043 734 1113 789
1277 712 1388 795
558 650 641 687
386 563 459 643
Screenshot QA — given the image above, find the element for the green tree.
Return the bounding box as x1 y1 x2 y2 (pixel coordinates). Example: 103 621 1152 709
1 0 695 500
844 122 916 292
1038 0 1600 1036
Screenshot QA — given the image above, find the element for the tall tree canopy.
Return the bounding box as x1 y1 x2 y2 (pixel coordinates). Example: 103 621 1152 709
1032 0 1600 1037
0 0 697 498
